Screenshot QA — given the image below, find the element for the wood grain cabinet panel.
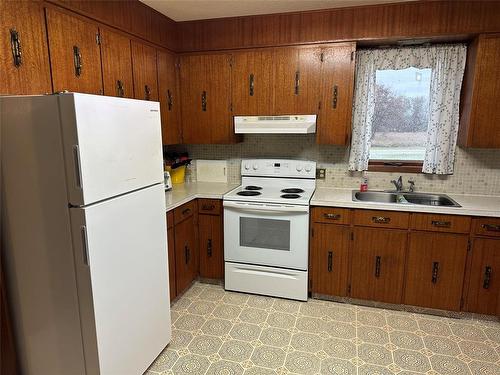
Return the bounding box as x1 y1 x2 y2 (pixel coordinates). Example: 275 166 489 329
174 215 198 295
158 50 182 145
353 209 409 229
198 199 222 215
131 41 158 101
473 217 500 238
310 223 350 297
465 238 500 315
198 214 223 279
0 0 51 95
316 43 356 145
174 201 196 225
311 207 351 225
99 28 133 98
404 232 468 311
410 213 471 234
46 8 103 94
232 49 274 115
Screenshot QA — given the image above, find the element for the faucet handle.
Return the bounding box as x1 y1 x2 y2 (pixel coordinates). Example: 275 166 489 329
408 179 415 192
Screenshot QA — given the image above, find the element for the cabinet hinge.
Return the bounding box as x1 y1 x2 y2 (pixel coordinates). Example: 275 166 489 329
350 51 355 61
467 239 472 252
229 103 233 112
351 231 354 241
96 32 101 45
320 52 324 62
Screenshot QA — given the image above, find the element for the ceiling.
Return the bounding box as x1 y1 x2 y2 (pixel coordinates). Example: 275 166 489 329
140 0 412 22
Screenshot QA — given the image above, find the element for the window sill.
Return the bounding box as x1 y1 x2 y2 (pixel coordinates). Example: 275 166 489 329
368 160 423 173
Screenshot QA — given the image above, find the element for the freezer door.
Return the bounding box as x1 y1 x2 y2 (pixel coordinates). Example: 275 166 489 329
60 93 164 206
70 184 171 375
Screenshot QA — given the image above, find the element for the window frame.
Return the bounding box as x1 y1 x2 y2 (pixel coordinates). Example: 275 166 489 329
368 159 423 173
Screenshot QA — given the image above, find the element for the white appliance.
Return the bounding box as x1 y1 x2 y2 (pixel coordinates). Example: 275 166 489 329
223 159 316 301
234 115 317 134
1 93 171 375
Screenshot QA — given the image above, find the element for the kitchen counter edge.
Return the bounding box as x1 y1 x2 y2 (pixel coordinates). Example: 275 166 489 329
165 182 238 212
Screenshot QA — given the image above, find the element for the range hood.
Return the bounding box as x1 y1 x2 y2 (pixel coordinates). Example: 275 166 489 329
234 115 317 134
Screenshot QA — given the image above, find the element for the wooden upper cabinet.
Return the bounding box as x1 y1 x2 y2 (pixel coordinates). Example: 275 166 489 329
459 34 500 148
0 0 51 95
46 8 103 95
158 50 182 145
100 28 133 98
131 41 158 101
317 43 356 145
232 49 274 115
274 46 322 115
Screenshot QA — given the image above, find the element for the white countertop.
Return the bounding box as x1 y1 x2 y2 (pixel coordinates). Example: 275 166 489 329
311 188 500 218
165 182 238 211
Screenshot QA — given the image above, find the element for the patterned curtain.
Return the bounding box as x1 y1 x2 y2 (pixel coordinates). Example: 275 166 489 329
348 44 467 174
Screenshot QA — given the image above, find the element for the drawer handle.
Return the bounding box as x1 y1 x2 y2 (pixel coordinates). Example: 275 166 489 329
431 261 439 284
327 251 333 272
167 89 173 110
372 216 391 224
482 224 500 232
116 80 124 97
483 266 492 289
324 213 341 220
294 71 300 95
201 91 207 111
207 239 212 257
182 208 192 215
432 220 451 228
249 73 254 96
202 204 215 211
374 256 381 278
184 244 190 264
73 45 82 76
332 85 338 109
144 85 151 101
10 29 22 67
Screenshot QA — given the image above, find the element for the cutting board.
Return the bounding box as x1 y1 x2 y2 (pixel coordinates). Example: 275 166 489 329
196 160 228 183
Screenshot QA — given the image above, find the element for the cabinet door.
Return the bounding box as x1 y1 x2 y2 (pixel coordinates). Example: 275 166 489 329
174 216 197 295
274 47 322 115
317 43 356 145
198 214 223 279
46 8 102 94
0 0 51 95
100 28 133 98
158 50 182 145
405 232 468 311
167 225 176 301
310 224 350 297
351 228 407 304
232 50 274 115
465 238 500 315
131 41 158 101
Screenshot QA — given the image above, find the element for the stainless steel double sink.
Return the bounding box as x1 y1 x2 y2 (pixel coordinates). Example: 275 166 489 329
352 190 461 207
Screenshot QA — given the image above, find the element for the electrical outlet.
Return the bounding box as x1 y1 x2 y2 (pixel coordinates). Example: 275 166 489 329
316 168 326 180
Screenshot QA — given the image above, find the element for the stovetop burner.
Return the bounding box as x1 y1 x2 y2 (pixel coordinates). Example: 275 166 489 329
237 191 262 196
281 188 305 194
244 186 263 191
281 193 301 199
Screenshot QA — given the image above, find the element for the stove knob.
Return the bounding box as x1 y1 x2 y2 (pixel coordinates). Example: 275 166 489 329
305 165 312 172
296 164 303 172
244 163 250 170
252 164 259 170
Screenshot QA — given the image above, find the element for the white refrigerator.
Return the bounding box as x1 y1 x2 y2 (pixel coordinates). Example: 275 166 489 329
1 93 171 375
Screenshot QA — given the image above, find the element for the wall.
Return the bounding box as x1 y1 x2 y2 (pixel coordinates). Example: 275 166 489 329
170 135 500 196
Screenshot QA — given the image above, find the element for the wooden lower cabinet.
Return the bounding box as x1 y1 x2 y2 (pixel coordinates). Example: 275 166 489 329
198 213 224 279
404 232 468 311
465 238 500 315
350 227 407 304
310 223 350 296
167 213 176 302
174 214 198 295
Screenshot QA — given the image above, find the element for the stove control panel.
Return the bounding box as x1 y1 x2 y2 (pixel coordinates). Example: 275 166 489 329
241 159 316 179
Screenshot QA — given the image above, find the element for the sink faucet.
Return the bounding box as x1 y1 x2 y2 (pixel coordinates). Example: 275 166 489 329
391 176 404 192
408 179 416 193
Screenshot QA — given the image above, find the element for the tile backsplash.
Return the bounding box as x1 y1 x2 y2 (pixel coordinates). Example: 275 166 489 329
170 134 500 196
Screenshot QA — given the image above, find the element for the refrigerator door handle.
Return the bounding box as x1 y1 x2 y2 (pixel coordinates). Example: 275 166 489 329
73 145 83 189
80 225 89 266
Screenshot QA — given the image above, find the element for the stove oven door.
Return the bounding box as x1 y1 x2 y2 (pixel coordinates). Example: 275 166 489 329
223 200 309 270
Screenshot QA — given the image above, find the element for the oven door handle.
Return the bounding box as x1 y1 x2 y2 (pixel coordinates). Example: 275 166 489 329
223 200 309 213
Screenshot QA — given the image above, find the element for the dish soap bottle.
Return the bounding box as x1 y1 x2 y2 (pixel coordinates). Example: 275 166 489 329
360 173 368 192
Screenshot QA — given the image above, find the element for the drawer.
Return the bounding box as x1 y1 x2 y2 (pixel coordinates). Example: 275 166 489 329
473 217 500 237
353 209 409 229
312 207 351 225
198 199 222 215
174 201 196 225
167 211 174 229
410 213 471 233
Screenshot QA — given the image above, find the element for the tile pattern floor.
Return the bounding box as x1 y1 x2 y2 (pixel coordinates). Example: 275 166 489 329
146 282 500 375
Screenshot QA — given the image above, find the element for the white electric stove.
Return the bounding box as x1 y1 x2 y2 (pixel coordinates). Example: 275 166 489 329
223 159 316 301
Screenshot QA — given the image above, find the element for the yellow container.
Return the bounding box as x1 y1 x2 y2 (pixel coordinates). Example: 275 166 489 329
170 165 186 184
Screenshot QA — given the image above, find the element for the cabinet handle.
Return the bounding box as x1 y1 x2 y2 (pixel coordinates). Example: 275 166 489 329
375 256 381 278
332 85 338 109
73 46 82 77
116 80 124 97
327 251 333 272
294 71 300 95
184 245 190 264
167 89 173 110
482 224 500 232
431 220 451 228
201 91 207 111
372 216 391 224
10 29 22 67
483 266 492 289
182 208 191 216
431 262 439 284
202 204 215 211
144 85 151 100
324 213 341 220
249 73 255 96
207 239 212 257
